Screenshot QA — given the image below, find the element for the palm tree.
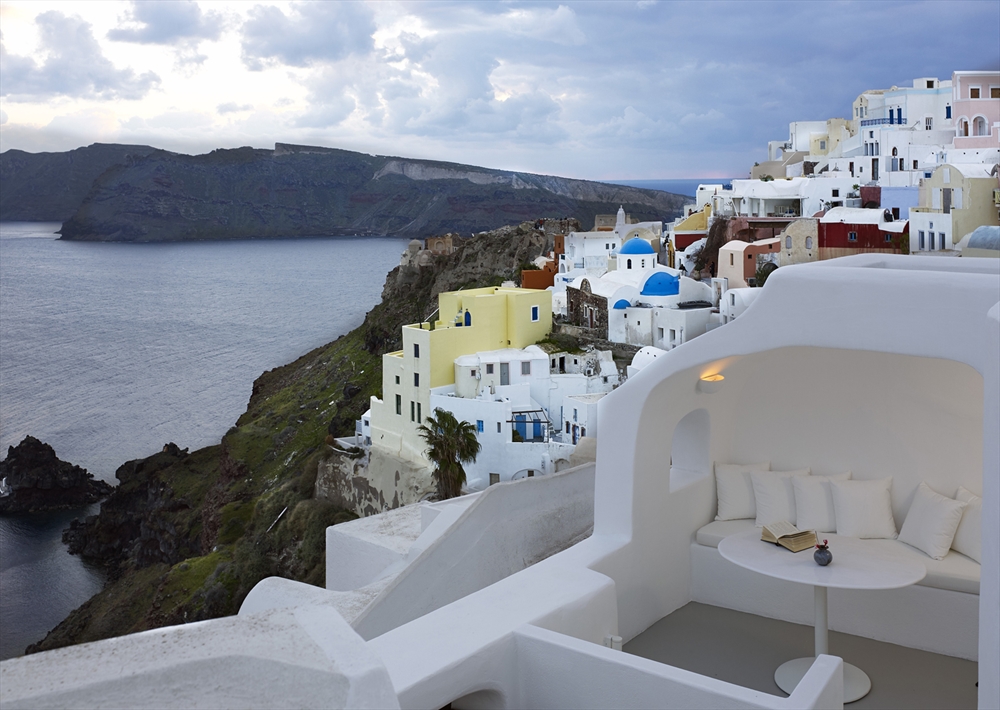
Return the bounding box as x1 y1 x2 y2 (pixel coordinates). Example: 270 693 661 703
417 408 481 500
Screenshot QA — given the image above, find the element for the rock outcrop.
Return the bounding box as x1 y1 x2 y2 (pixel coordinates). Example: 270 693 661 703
0 437 113 514
52 143 685 241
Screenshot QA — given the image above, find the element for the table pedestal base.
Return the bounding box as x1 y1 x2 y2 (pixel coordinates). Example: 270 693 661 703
775 657 871 703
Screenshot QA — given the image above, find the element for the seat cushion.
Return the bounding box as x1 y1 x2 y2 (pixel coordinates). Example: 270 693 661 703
865 539 981 595
695 518 756 548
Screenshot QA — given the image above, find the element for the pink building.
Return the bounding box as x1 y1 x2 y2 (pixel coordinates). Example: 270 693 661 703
953 70 1000 149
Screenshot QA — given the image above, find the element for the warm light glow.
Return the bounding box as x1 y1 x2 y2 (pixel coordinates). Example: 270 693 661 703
698 373 725 393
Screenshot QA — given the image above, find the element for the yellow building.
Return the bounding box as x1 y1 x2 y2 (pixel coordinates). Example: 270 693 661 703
910 163 1000 252
368 287 552 465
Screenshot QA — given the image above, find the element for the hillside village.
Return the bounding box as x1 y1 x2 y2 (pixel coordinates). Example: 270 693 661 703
3 70 998 709
330 69 999 514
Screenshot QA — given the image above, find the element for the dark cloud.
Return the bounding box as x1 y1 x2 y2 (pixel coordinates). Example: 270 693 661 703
240 2 376 71
0 12 159 100
108 1 223 44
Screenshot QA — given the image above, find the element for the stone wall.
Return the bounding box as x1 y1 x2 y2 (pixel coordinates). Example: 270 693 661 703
315 447 433 517
566 280 609 339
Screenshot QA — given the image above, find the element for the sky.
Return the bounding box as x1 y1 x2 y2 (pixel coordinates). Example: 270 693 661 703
1 1 997 180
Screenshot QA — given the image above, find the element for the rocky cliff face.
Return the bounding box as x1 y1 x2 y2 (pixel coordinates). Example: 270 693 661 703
0 144 156 221
0 437 113 514
55 143 684 241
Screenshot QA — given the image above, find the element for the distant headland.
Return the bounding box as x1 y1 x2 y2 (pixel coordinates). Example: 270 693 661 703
0 142 686 241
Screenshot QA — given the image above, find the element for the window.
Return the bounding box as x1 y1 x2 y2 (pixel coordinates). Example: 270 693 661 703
627 259 632 269
417 402 421 422
395 394 402 415
832 189 839 197
410 401 415 421
729 253 734 266
605 243 610 250
573 408 578 422
565 421 570 433
992 87 1000 99
929 233 936 250
470 369 476 377
926 80 934 89
489 473 500 486
849 161 854 174
954 189 963 209
521 361 531 375
892 207 900 219
464 311 472 327
970 87 980 99
785 236 792 249
819 140 826 150
884 233 892 242
531 305 539 322
395 375 400 385
413 343 419 358
925 117 933 130
919 230 925 249
891 147 897 157
414 373 419 387
476 420 484 433
658 327 664 339
486 364 494 374
946 105 952 119
973 116 988 136
848 232 857 242
943 168 950 184
498 422 502 433
869 131 874 139
913 160 918 170
730 293 736 306
805 237 813 249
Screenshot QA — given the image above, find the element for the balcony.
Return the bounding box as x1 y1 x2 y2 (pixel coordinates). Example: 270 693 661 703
860 117 906 128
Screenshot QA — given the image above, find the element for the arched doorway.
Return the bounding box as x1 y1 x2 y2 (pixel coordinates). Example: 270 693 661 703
669 409 710 492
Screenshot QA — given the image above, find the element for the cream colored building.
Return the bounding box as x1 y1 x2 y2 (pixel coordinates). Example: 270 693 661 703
909 163 1000 251
368 287 552 467
777 218 819 265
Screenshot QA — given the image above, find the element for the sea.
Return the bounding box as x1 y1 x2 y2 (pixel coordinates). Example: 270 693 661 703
0 223 403 660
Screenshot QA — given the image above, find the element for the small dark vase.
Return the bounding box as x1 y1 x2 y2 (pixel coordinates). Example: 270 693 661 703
814 546 833 566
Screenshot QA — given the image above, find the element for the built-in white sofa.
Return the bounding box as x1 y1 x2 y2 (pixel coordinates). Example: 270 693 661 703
690 466 981 661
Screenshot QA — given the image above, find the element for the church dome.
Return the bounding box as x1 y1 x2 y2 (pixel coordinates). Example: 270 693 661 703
620 238 655 255
613 299 631 310
640 272 680 296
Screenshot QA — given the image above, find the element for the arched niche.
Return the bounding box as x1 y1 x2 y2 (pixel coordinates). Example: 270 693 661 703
669 408 711 492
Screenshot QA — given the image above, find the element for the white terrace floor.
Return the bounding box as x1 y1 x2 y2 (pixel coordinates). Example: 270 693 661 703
624 602 978 710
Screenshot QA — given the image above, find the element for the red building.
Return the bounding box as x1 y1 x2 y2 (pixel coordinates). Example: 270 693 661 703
818 207 908 260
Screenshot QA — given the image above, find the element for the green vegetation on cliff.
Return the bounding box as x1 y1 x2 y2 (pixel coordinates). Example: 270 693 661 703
29 220 555 655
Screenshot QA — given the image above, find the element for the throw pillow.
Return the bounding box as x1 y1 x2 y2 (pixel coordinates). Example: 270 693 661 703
899 482 967 560
831 478 898 539
951 486 982 563
715 462 770 521
793 472 852 532
752 469 811 527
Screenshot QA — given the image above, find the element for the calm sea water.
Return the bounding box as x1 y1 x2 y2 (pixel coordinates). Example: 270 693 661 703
0 223 402 659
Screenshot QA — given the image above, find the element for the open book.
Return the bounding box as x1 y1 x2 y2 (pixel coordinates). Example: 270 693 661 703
761 521 818 553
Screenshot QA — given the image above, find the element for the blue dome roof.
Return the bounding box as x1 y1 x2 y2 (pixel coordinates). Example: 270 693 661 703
613 299 631 310
620 238 655 255
640 272 680 296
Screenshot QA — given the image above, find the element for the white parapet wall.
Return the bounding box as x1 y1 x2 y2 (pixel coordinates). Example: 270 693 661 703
353 462 596 639
0 605 399 710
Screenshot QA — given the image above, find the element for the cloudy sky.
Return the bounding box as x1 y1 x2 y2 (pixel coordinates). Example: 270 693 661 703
1 1 997 180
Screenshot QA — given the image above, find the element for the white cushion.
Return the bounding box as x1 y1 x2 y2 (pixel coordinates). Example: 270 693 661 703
751 469 811 527
793 472 851 532
952 486 982 564
831 478 897 539
898 482 967 560
865 539 981 595
695 518 757 547
714 462 769 521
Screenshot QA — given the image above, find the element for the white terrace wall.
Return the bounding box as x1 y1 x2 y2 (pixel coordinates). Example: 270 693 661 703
589 253 1000 649
353 464 596 640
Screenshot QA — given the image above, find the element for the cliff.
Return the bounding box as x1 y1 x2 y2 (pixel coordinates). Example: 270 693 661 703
0 144 157 221
0 437 113 514
26 220 560 655
52 143 684 241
